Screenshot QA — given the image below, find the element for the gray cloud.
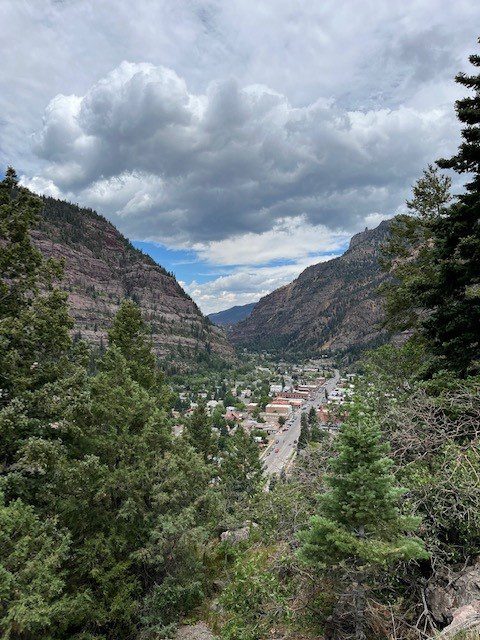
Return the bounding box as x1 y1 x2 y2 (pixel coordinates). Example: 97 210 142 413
2 0 479 251
28 60 459 245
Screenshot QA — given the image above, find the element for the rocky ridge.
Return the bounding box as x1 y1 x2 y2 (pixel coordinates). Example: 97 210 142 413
229 220 392 357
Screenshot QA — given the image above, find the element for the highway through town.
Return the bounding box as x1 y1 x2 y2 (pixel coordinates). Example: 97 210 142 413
263 370 340 476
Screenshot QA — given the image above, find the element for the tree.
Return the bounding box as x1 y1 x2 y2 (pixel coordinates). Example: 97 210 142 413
184 403 217 462
0 492 75 639
380 166 451 336
221 427 264 503
297 413 310 450
381 42 480 376
278 415 286 427
0 170 72 405
298 401 427 640
108 298 159 391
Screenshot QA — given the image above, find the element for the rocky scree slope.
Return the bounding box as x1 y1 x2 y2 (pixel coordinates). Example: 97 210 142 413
32 195 234 365
229 220 392 356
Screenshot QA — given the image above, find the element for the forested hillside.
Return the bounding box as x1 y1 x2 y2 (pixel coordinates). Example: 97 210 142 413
32 194 234 369
208 302 257 327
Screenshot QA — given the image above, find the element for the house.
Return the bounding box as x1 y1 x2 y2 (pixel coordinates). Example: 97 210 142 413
246 402 259 412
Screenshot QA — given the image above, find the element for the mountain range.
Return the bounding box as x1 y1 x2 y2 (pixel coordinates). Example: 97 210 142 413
229 220 392 357
32 194 234 367
208 302 257 327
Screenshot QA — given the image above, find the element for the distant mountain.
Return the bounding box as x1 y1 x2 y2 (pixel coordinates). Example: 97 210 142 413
208 302 257 327
229 221 392 357
31 194 234 367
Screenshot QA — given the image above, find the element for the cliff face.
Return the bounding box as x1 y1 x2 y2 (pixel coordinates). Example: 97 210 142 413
229 220 392 356
32 196 234 365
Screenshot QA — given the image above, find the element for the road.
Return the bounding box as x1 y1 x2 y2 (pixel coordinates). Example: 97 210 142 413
263 370 340 476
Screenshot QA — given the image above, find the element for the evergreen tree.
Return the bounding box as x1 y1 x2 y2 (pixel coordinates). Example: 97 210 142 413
433 43 480 375
185 402 217 462
0 170 72 406
381 41 480 376
108 298 159 391
221 427 263 503
298 401 427 639
297 413 310 450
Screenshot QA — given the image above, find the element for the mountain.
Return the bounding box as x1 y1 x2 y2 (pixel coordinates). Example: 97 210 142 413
31 195 234 366
229 220 392 356
208 302 257 327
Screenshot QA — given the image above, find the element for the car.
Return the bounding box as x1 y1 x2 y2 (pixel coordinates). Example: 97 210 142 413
275 448 280 453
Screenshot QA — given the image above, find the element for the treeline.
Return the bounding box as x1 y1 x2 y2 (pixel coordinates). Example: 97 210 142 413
0 169 263 639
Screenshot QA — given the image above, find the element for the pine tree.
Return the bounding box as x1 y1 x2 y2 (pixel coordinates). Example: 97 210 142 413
433 41 480 375
221 427 263 502
185 402 217 462
108 298 160 391
297 413 310 450
298 401 427 640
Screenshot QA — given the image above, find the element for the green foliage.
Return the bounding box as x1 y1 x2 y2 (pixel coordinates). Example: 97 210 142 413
0 173 218 639
298 401 427 568
221 427 264 504
297 413 310 450
220 550 288 640
0 493 74 639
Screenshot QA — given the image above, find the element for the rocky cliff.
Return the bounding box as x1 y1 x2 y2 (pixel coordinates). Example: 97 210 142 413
230 220 392 356
32 195 234 366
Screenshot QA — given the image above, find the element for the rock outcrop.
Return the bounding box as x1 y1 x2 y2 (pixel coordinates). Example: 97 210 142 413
230 220 392 357
427 559 480 637
32 195 234 368
174 623 217 640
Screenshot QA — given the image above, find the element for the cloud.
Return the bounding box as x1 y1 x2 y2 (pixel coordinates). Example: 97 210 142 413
28 61 458 247
3 1 480 311
184 254 336 314
192 216 349 266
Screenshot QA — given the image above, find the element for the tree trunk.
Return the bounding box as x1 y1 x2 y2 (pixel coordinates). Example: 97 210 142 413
354 572 366 640
354 524 366 640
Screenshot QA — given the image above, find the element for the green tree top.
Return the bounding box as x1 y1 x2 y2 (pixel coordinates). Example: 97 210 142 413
108 298 161 392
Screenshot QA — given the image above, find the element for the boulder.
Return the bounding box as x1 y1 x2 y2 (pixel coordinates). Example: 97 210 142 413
220 521 258 544
174 622 217 640
427 558 480 628
438 603 480 638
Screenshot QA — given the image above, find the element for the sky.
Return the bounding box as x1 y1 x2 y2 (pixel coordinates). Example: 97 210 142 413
1 1 478 313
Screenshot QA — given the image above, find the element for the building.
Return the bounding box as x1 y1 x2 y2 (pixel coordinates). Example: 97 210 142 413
269 384 283 395
278 390 309 400
265 403 292 416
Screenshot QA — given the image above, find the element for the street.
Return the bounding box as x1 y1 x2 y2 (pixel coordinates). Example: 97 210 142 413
263 370 340 476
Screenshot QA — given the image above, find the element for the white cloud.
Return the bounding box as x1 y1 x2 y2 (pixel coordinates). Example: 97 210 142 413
184 254 337 314
2 1 480 312
192 216 349 266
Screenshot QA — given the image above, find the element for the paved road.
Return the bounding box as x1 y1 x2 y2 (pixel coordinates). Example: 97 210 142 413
263 370 340 476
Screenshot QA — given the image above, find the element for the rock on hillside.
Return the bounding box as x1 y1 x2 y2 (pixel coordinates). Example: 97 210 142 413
230 221 392 357
32 195 234 366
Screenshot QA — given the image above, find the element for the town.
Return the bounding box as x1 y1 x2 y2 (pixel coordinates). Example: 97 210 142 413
170 355 355 477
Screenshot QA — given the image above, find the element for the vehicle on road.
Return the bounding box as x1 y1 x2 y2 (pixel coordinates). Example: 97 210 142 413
275 448 279 453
